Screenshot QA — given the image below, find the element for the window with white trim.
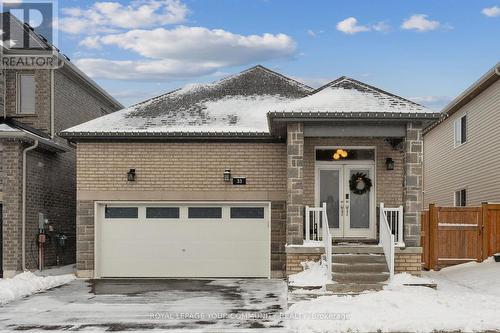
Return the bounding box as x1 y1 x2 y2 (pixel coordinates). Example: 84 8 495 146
454 189 467 207
17 74 36 115
454 114 467 147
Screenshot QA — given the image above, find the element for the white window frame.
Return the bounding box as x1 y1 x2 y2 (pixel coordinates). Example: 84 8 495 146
453 188 467 207
16 73 36 115
454 113 467 148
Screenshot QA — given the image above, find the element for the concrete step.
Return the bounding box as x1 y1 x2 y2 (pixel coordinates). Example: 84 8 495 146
333 254 387 264
333 272 390 283
326 282 384 294
333 246 384 254
332 262 388 273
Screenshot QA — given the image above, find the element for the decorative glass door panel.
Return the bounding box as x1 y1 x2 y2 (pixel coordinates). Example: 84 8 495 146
318 167 343 238
343 165 375 238
316 163 375 239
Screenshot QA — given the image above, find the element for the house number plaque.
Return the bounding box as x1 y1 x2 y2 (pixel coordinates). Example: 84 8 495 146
233 177 246 185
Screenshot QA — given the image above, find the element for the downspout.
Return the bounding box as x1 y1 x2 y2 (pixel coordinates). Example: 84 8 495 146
50 69 55 139
22 139 38 271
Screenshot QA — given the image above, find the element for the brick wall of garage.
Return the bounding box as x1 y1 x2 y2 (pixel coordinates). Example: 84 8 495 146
303 137 405 208
76 141 288 277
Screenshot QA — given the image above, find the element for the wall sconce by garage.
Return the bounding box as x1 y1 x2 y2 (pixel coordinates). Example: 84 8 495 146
127 168 136 181
386 158 395 170
223 169 231 182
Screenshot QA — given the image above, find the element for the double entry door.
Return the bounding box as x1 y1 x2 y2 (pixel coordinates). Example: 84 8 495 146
316 164 375 239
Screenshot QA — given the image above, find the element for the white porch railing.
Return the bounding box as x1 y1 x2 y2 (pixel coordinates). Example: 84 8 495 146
305 203 332 281
381 204 404 247
379 202 395 277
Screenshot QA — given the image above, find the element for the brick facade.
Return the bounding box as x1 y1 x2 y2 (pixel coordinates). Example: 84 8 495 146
4 69 52 132
1 67 120 276
395 252 422 275
303 137 405 208
403 123 424 247
75 141 288 277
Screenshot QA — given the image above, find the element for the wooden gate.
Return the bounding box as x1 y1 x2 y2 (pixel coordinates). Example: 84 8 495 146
422 203 500 270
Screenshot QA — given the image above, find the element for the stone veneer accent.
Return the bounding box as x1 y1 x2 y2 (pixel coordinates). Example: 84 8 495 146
286 123 304 245
403 123 424 247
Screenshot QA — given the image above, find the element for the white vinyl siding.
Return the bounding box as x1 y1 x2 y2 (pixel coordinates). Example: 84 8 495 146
17 74 36 114
424 79 500 206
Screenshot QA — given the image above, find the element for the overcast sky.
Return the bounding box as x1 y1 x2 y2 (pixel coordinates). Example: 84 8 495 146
10 0 500 108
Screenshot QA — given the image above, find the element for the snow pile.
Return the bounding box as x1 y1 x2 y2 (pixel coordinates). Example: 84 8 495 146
288 260 330 287
287 258 500 332
0 271 75 305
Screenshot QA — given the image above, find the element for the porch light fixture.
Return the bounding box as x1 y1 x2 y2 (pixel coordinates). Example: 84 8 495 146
127 168 136 181
333 149 348 160
223 169 231 182
386 158 395 170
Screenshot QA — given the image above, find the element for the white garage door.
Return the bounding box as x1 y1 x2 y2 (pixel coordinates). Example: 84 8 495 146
96 202 270 278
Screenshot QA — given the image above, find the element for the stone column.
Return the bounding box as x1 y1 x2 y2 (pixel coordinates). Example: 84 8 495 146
286 123 304 245
403 122 423 247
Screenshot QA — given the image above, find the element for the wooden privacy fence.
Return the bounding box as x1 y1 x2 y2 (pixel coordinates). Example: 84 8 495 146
421 203 500 270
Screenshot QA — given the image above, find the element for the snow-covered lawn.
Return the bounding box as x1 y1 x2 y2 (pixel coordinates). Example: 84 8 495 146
287 258 500 333
0 265 76 305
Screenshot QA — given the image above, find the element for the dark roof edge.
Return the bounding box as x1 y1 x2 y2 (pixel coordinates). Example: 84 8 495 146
59 131 280 142
441 62 500 117
268 111 442 120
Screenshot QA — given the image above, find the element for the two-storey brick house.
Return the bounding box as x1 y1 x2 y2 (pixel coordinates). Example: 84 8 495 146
0 13 122 277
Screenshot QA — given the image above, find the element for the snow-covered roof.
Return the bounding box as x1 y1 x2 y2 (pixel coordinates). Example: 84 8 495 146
61 68 440 139
274 77 435 114
61 66 312 137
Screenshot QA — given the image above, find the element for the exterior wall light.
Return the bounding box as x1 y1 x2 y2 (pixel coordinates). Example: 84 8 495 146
127 168 136 181
386 158 395 170
224 169 231 182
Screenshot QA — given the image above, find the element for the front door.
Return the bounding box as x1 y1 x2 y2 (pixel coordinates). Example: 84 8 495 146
317 164 375 239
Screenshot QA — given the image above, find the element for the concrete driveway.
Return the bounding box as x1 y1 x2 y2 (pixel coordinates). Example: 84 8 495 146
0 278 289 332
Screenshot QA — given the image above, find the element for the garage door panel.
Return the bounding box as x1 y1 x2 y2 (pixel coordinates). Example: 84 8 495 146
98 203 270 278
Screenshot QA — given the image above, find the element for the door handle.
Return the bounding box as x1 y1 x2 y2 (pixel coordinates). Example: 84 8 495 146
345 200 349 216
340 201 344 216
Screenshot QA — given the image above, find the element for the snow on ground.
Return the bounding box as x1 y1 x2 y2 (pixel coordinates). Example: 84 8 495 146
288 260 331 287
0 268 75 305
286 258 500 332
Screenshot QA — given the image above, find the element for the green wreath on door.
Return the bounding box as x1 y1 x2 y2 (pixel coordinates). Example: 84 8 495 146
349 172 372 195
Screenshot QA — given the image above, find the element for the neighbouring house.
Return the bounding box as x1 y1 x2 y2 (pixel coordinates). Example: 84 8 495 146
61 65 441 289
0 13 123 278
424 63 500 207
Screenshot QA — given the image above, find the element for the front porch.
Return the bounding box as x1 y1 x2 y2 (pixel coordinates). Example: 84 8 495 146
284 122 426 288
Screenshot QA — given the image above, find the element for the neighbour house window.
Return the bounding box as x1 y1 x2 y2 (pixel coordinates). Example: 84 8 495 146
146 207 180 219
454 189 467 207
230 207 265 219
188 207 222 219
105 207 138 219
17 74 36 115
454 114 467 147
